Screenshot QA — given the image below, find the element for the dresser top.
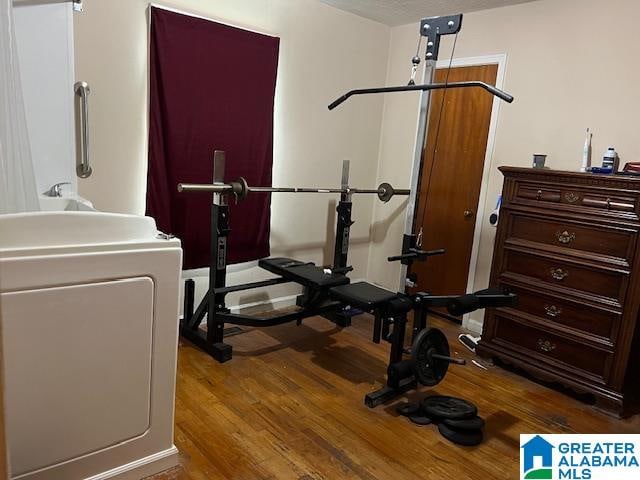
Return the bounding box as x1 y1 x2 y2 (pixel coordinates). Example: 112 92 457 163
499 166 640 188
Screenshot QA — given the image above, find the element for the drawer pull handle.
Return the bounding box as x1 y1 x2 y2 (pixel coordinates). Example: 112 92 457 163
564 192 580 203
606 197 612 210
544 305 562 317
537 338 557 353
556 230 576 244
549 268 569 281
536 189 543 200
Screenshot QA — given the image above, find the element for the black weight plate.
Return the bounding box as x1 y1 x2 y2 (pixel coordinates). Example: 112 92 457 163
438 422 483 446
411 328 450 386
395 402 421 417
408 413 433 426
442 415 485 431
422 395 478 420
377 182 394 202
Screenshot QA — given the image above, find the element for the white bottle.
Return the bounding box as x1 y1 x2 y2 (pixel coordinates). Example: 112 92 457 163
580 128 592 172
603 147 619 172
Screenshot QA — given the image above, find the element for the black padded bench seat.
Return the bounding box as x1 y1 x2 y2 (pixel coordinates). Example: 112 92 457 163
258 257 350 289
329 281 399 310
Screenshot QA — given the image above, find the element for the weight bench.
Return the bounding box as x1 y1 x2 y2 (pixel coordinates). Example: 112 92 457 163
259 257 349 289
258 261 411 342
329 281 398 307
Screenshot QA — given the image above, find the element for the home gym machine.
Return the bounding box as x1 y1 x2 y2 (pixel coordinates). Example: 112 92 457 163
178 13 518 408
178 151 517 407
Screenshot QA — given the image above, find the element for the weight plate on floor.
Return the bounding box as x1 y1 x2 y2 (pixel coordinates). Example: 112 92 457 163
411 328 450 386
437 422 483 446
442 415 485 431
408 413 433 426
395 402 421 417
421 395 478 420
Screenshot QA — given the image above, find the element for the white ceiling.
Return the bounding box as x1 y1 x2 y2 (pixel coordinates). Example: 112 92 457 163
317 0 538 26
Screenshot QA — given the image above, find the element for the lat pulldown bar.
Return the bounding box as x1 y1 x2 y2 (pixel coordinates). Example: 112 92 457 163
328 81 514 111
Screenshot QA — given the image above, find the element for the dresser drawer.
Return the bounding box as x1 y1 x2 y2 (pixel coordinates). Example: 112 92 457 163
493 314 610 379
502 249 627 304
516 184 561 203
499 282 620 341
508 213 636 263
578 192 636 213
512 180 638 218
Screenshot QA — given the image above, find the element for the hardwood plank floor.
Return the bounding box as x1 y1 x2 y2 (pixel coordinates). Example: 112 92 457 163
161 314 640 479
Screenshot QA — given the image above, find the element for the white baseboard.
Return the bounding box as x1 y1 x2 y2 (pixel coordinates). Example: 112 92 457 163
229 278 367 313
85 446 179 480
230 293 299 312
463 316 484 335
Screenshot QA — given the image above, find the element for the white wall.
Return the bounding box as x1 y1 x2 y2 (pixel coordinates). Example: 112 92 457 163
367 0 640 330
73 0 390 305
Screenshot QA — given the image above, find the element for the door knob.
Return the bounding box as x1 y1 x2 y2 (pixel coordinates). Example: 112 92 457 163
463 210 474 218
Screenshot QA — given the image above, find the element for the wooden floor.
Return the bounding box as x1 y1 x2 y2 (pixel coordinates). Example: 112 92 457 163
163 314 640 479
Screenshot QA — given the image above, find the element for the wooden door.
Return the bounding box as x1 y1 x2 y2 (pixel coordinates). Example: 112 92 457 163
410 64 498 310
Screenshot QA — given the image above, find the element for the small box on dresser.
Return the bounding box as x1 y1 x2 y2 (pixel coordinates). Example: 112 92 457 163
477 167 640 417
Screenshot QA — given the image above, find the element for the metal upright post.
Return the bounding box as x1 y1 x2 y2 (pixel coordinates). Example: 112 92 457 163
208 151 232 361
398 15 463 292
399 61 436 291
333 160 353 271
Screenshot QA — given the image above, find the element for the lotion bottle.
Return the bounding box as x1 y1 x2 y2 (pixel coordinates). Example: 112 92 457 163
602 147 619 172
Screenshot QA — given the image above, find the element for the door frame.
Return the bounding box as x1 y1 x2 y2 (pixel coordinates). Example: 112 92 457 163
431 54 507 330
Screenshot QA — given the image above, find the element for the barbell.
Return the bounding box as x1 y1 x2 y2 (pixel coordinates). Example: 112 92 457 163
177 178 410 203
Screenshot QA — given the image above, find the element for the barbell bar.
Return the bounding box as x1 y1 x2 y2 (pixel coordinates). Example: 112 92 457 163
177 177 410 203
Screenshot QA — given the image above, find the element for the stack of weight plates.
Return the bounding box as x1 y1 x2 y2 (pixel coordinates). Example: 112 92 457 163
396 395 484 446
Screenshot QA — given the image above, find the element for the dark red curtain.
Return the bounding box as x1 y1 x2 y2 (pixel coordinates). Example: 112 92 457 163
146 7 279 269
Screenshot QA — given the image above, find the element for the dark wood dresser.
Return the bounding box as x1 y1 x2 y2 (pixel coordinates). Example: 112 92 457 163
477 167 640 417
